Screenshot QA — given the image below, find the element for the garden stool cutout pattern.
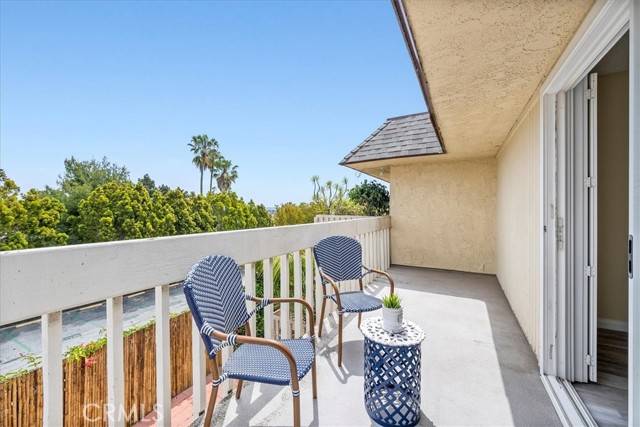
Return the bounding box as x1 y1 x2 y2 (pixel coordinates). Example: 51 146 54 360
361 317 426 427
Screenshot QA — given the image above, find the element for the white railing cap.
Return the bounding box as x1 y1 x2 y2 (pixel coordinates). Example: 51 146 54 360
0 217 390 325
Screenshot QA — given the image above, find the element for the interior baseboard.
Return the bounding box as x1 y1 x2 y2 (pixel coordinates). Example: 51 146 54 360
598 317 628 332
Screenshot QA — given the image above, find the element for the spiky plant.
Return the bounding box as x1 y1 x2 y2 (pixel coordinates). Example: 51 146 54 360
381 293 402 309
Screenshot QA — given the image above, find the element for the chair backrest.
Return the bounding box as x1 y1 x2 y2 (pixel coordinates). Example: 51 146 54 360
313 235 363 282
183 255 250 356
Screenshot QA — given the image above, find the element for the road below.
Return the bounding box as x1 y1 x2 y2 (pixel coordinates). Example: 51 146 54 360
0 283 188 375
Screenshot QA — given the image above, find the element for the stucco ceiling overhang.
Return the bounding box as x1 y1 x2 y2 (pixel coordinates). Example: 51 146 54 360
394 0 594 158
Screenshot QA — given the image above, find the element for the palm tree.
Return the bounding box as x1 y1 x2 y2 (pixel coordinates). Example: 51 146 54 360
214 157 239 192
206 147 220 194
311 175 320 199
188 135 218 195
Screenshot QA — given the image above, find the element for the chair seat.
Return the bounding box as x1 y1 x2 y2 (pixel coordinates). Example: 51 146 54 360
330 291 382 313
223 338 315 386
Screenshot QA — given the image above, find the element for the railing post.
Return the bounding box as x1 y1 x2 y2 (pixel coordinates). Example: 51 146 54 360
386 227 391 269
106 296 124 427
191 322 206 418
383 228 388 269
369 232 375 278
244 263 257 336
364 233 371 284
373 230 383 270
263 258 274 339
42 311 63 427
305 248 314 321
314 255 324 329
370 231 376 274
382 228 387 269
155 284 171 426
280 254 291 340
293 251 303 337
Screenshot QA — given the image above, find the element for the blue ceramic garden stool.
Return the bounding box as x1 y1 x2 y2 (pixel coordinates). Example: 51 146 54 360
361 317 426 427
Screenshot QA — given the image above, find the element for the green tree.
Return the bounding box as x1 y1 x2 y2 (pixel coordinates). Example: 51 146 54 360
311 176 363 215
0 170 28 250
138 174 170 195
45 156 130 243
273 202 319 226
215 157 239 192
188 135 218 195
150 190 177 237
77 182 161 242
162 188 199 235
191 194 217 233
348 180 390 216
21 189 68 248
208 191 255 231
138 174 157 194
248 200 273 228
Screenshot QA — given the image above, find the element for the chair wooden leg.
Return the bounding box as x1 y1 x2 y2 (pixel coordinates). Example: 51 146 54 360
358 312 362 328
293 394 301 427
203 383 218 427
338 313 343 367
235 379 243 399
318 299 327 338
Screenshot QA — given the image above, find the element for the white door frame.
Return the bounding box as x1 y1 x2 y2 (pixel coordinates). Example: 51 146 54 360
628 1 640 425
540 0 637 424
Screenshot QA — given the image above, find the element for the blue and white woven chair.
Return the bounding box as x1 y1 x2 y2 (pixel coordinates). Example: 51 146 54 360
313 235 394 367
183 255 317 427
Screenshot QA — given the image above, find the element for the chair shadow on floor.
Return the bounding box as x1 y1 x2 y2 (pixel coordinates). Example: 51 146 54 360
317 312 366 383
317 278 387 382
207 380 319 427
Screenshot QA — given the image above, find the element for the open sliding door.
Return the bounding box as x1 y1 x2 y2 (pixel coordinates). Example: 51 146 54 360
586 73 598 383
567 73 598 383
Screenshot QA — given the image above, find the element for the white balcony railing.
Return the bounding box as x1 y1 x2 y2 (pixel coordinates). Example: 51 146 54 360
0 216 390 427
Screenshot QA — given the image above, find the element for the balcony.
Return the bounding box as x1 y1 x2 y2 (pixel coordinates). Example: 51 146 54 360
0 216 559 426
184 265 558 427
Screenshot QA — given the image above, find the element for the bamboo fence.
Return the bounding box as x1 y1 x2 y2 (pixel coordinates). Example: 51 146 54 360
0 312 211 427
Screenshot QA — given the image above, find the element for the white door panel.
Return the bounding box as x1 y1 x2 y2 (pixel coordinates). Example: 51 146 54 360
587 72 598 383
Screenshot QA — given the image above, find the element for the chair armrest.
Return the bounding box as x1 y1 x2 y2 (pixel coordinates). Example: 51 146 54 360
267 297 316 338
370 268 395 294
365 267 395 295
319 271 342 309
245 295 316 338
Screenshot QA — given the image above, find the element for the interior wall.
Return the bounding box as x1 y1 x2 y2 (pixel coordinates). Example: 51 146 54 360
597 70 629 325
389 158 497 274
496 98 541 357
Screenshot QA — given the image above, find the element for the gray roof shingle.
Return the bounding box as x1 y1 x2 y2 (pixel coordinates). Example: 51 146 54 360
340 112 443 165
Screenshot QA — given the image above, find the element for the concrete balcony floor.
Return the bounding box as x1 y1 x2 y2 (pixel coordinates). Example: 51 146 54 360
194 266 560 426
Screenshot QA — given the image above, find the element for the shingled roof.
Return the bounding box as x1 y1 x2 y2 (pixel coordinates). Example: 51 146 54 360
340 112 443 165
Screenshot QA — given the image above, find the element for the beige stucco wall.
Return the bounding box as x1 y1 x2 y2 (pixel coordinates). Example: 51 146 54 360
496 98 541 357
403 0 594 158
597 71 629 324
390 159 497 274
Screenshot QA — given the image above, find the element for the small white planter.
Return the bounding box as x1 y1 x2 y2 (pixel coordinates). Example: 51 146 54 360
382 307 404 334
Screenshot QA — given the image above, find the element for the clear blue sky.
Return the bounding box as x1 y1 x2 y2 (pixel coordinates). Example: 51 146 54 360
1 1 425 207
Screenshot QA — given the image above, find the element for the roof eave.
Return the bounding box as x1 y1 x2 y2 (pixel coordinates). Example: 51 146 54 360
340 151 443 168
391 0 446 154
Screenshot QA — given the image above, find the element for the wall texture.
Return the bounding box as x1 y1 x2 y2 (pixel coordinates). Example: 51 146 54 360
496 98 541 357
390 158 497 274
597 71 629 324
